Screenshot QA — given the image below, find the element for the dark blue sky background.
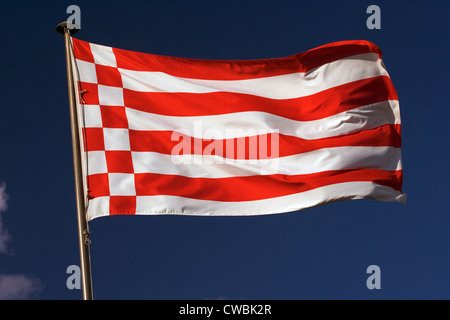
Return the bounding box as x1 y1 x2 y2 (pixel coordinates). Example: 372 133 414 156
0 0 449 300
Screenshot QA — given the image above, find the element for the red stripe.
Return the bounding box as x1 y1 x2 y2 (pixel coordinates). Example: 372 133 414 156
72 38 381 79
113 40 381 79
134 169 403 201
129 124 401 158
123 76 397 120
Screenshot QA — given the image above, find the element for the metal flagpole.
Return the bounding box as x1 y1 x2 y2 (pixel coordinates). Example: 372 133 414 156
57 21 93 300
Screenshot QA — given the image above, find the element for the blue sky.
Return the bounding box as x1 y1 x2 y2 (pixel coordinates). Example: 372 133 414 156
0 0 449 299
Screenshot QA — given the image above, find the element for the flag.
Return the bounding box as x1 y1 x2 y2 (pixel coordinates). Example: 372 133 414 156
70 38 405 221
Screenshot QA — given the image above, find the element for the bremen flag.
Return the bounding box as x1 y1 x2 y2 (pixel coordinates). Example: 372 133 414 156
70 38 405 221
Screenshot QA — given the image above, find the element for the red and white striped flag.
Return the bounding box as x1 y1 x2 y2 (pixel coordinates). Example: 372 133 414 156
70 38 405 221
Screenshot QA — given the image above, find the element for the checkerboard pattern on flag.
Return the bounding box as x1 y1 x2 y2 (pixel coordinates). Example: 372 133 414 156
70 37 405 221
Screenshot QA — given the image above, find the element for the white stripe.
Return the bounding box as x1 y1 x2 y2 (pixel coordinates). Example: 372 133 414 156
131 146 402 177
126 100 400 140
119 53 387 99
85 182 406 220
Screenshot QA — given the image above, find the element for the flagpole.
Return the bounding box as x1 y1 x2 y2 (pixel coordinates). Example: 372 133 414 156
57 21 93 300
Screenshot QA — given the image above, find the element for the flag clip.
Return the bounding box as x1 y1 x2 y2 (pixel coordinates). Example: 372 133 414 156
80 90 87 104
83 229 92 245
